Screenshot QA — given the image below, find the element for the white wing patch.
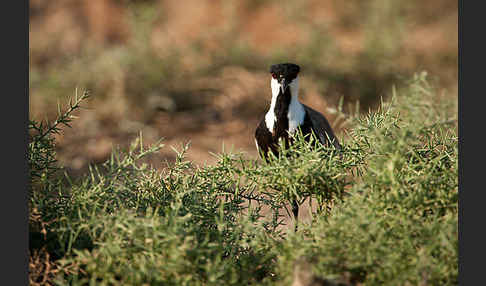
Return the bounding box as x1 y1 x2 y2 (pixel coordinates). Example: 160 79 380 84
265 111 276 133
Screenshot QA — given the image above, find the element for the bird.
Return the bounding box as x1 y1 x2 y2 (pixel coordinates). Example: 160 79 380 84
254 63 341 228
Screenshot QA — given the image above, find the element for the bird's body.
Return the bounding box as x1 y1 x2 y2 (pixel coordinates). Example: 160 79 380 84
254 63 341 227
255 63 340 158
255 103 340 157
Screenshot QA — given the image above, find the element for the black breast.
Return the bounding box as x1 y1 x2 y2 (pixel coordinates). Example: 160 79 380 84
255 109 338 159
255 88 294 158
273 88 291 140
254 116 312 159
254 118 277 158
255 88 340 159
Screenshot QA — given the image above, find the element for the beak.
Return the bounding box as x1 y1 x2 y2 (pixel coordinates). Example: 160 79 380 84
280 78 288 94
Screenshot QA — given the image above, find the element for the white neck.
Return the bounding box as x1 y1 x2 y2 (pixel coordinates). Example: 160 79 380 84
265 77 305 134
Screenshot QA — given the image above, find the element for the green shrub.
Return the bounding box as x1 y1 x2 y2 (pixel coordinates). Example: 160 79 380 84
275 72 457 285
29 72 457 285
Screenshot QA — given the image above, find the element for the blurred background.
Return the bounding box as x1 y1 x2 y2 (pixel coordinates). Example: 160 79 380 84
29 0 457 177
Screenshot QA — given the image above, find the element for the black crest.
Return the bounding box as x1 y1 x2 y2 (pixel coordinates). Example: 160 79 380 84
269 63 300 82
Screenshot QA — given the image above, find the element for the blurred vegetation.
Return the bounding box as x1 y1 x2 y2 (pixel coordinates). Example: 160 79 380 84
29 3 457 282
29 73 457 285
29 0 457 175
30 0 457 116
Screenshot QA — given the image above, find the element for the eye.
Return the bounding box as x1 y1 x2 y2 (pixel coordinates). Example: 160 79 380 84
271 73 277 79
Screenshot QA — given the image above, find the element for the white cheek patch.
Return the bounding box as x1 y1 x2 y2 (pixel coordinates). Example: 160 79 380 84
265 78 281 133
270 77 280 98
265 76 304 134
287 77 305 134
289 77 299 99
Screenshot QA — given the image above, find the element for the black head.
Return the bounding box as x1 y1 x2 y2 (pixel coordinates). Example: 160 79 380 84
269 63 300 82
269 63 300 93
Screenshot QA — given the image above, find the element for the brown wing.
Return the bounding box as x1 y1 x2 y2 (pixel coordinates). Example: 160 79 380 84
303 104 341 150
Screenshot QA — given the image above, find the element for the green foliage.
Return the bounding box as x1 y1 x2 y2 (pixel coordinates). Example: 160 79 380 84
275 72 458 285
29 89 90 189
34 137 280 285
240 133 363 221
29 73 457 285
